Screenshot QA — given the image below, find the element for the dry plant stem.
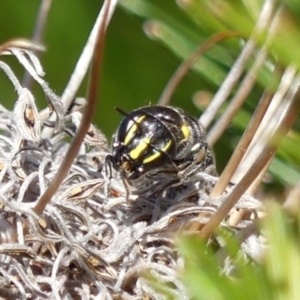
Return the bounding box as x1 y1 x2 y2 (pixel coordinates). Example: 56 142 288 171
0 39 44 54
231 66 296 183
200 79 300 240
207 46 268 146
40 0 118 139
33 0 111 216
247 162 270 194
227 208 246 227
199 0 277 128
210 90 273 197
157 31 240 106
248 66 296 148
228 163 270 226
59 0 117 111
23 0 52 89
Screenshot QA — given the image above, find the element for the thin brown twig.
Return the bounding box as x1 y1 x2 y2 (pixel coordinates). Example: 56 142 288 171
33 0 111 215
227 161 270 227
211 64 284 198
157 31 240 106
231 66 296 184
211 66 282 226
199 0 278 128
210 90 274 197
199 77 300 240
209 65 284 198
207 46 268 146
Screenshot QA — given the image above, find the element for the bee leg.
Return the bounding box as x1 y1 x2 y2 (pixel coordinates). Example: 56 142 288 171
177 143 216 183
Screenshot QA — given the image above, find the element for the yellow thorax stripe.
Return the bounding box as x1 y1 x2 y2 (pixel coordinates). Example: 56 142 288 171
143 140 172 164
129 137 151 159
181 124 190 140
124 115 146 146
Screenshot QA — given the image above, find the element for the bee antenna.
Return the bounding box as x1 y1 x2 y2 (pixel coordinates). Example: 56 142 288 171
114 106 130 118
115 106 143 133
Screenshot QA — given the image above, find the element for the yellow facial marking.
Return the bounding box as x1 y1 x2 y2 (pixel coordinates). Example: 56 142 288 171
181 124 190 140
124 115 146 146
143 140 172 164
129 137 150 159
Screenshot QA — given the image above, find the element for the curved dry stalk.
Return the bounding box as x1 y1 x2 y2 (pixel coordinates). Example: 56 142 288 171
210 89 274 197
227 162 270 226
214 65 296 218
200 76 300 240
23 0 53 89
0 61 23 93
208 9 286 197
40 0 118 139
0 38 44 54
231 66 296 184
157 31 240 106
33 0 112 216
199 0 278 128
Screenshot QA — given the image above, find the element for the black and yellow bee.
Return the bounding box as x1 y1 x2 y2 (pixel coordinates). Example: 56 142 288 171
104 105 215 191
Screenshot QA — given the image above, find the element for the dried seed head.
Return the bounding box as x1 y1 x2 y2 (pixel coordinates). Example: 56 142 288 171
13 88 41 142
71 111 109 147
